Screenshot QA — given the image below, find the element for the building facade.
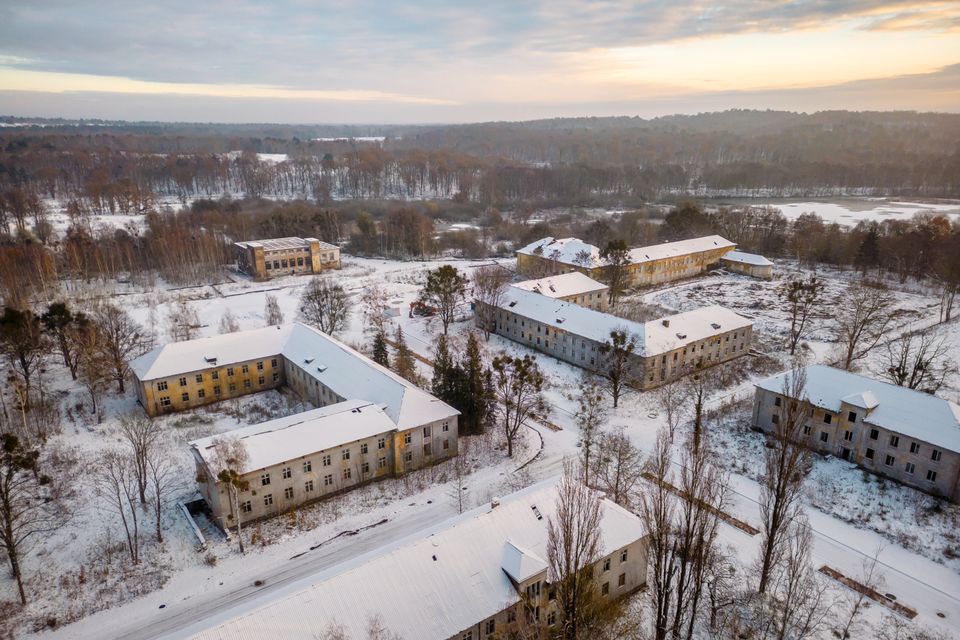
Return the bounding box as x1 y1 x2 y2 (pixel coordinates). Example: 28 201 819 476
186 479 649 640
752 365 960 501
511 271 610 311
720 250 774 279
516 235 735 288
479 287 752 390
235 236 341 279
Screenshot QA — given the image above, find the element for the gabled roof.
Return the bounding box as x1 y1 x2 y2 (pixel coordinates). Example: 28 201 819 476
721 250 774 267
627 235 735 264
511 272 608 298
130 323 458 430
516 235 735 269
189 400 396 474
756 364 960 452
501 539 548 584
185 478 646 640
234 237 339 251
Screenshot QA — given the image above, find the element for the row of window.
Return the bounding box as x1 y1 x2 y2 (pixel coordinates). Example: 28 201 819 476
864 449 939 482
158 374 280 406
266 256 308 270
156 359 279 391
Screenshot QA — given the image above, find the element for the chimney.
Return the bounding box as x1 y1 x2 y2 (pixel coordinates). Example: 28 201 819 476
662 319 670 327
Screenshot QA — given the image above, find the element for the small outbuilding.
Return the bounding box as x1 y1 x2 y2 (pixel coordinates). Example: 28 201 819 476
720 250 774 279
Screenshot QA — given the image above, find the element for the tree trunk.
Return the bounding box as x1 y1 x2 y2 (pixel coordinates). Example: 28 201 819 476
10 549 26 605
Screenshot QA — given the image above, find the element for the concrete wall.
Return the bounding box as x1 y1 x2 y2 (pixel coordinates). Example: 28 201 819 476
236 241 341 279
752 387 960 501
721 259 773 280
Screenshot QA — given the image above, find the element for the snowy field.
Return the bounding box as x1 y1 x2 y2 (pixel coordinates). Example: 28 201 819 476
3 256 959 639
744 198 960 227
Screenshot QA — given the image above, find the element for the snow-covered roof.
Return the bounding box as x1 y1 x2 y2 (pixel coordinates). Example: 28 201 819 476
190 400 396 474
185 478 646 640
130 323 458 430
756 365 960 452
501 539 548 583
511 272 608 298
517 235 735 269
517 236 601 267
627 235 735 264
720 250 774 267
234 237 338 251
498 287 751 357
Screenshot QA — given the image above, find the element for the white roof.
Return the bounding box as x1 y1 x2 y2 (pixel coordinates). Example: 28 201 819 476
517 235 734 269
721 250 774 267
189 400 395 474
234 237 338 251
627 235 735 264
511 272 608 298
185 478 646 640
501 539 548 583
130 323 458 430
498 287 751 357
757 365 960 452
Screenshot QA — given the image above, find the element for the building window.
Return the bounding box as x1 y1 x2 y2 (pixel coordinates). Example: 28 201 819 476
620 549 628 563
343 468 351 480
601 582 609 595
240 500 252 514
360 443 368 455
361 462 370 474
378 456 387 468
261 473 271 486
884 455 895 466
324 474 333 486
819 431 828 443
243 380 251 389
848 411 857 422
258 375 265 385
211 370 219 380
342 449 350 461
910 442 920 454
547 612 556 626
156 381 168 391
803 425 811 435
423 443 432 456
869 429 879 440
865 448 875 460
263 494 273 506
181 392 190 402
257 361 264 370
322 455 331 466
271 358 278 367
378 438 386 450
618 573 626 587
603 558 610 572
305 480 314 492
443 439 450 450
284 487 294 499
404 433 412 445
889 435 899 448
927 470 938 482
195 373 203 383
905 462 915 475
303 460 312 473
159 396 171 407
442 422 449 432
229 383 237 393
404 451 413 463
423 426 432 438
214 385 221 396
843 430 853 442
197 389 205 399
485 619 495 635
771 414 780 424
282 467 292 479
931 449 942 462
823 413 832 424
227 367 234 376
179 377 187 387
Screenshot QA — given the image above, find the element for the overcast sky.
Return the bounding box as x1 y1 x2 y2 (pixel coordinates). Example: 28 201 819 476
0 1 958 124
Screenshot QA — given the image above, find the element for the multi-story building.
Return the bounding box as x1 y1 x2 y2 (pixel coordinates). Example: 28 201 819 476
752 364 960 501
516 235 735 287
185 479 649 640
478 287 752 389
131 323 460 525
511 271 610 311
234 236 341 279
720 250 774 279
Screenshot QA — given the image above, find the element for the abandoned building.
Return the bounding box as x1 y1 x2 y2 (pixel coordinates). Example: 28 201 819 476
753 365 960 501
510 271 610 311
477 287 753 389
720 250 774 279
234 236 341 279
185 478 649 640
515 235 735 287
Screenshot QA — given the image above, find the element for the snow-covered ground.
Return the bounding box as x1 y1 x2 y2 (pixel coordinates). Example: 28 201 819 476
4 255 960 639
747 198 960 227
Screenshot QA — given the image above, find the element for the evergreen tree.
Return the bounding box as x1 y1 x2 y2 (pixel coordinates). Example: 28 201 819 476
371 330 389 367
392 326 418 383
459 333 491 435
855 226 881 275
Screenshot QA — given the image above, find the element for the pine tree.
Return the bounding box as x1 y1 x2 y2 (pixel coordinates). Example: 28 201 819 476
459 333 491 435
855 227 881 275
371 330 389 367
432 334 455 399
392 326 418 383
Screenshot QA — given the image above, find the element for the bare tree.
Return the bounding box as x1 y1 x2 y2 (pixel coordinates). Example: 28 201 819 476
418 265 467 336
210 435 250 553
779 275 825 355
0 307 51 405
472 264 511 340
546 460 606 640
447 439 470 514
219 309 240 334
91 303 151 393
118 414 160 507
880 328 954 393
491 354 547 458
0 433 61 604
166 295 200 342
264 293 284 326
596 427 643 508
837 546 884 639
300 276 351 336
94 449 142 565
359 283 390 337
639 430 678 640
76 322 112 422
147 446 180 543
833 283 895 370
574 375 608 486
767 518 833 640
655 377 687 443
757 367 812 595
600 240 631 307
598 329 640 409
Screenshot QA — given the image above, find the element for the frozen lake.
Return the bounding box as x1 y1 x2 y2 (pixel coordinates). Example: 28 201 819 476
730 198 960 227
